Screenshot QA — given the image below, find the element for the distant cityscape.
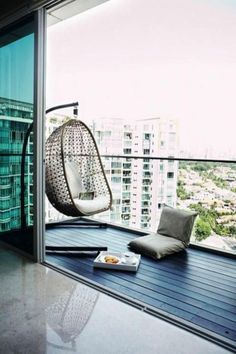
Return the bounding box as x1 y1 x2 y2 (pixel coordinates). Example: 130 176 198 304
177 162 236 251
1 97 235 253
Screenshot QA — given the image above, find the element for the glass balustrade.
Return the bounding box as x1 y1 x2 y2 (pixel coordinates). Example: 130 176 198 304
44 152 236 254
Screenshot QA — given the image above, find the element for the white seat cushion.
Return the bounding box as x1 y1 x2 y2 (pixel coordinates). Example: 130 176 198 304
64 161 83 198
73 195 110 214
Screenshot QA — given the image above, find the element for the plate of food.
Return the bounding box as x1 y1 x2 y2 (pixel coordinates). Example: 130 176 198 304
100 254 122 264
94 251 141 271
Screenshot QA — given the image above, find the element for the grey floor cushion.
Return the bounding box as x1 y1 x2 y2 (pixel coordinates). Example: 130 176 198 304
128 205 197 260
128 233 186 260
157 205 197 246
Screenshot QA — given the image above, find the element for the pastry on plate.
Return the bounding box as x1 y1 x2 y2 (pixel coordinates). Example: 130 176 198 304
104 255 119 264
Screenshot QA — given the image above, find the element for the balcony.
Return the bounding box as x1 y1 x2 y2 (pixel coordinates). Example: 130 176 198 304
45 218 236 351
44 156 236 351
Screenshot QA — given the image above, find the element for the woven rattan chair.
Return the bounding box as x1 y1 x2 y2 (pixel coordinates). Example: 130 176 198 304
45 117 112 253
45 119 112 217
45 119 112 252
21 102 111 253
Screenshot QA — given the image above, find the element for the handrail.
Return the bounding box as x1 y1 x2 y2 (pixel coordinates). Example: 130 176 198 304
3 151 235 163
26 151 233 164
100 154 236 164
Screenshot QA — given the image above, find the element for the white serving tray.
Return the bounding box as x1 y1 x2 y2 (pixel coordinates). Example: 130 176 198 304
93 251 141 272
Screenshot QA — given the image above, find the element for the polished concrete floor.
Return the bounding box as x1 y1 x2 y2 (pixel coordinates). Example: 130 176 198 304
0 245 233 354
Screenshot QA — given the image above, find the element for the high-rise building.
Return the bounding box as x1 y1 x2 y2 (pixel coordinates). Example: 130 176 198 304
0 97 33 231
92 117 179 232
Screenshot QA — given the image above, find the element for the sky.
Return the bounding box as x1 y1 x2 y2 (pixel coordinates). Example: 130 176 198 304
47 0 236 159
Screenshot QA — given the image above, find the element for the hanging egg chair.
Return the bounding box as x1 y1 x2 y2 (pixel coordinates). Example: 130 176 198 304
45 118 112 218
20 102 110 253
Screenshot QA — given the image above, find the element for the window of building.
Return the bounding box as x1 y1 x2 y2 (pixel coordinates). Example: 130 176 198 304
167 172 174 178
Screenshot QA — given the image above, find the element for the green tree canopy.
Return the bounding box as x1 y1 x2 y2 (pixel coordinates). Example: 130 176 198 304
194 218 211 241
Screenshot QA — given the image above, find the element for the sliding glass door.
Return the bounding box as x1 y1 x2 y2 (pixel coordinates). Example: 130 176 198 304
0 16 36 256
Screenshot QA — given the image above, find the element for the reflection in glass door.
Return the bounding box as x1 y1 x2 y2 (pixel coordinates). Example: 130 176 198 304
0 17 35 256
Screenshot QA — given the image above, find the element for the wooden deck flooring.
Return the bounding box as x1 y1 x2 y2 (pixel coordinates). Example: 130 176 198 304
45 222 236 351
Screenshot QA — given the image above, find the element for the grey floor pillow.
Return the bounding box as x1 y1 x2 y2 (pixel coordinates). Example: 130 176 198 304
157 205 197 246
128 233 185 260
128 205 197 260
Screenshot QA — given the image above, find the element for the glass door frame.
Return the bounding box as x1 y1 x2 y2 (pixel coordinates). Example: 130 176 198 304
34 8 46 263
0 8 46 262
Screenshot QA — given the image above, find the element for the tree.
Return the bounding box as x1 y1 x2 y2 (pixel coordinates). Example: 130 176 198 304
189 203 217 229
194 218 211 241
229 225 236 236
177 180 191 200
191 163 210 172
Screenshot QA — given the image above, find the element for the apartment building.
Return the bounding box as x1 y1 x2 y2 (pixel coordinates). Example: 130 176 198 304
92 117 179 232
0 97 33 231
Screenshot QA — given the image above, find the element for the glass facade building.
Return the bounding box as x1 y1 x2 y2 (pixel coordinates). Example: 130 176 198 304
0 97 33 232
0 17 35 255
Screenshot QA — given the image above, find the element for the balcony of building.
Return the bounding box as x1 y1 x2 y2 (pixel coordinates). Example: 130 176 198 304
43 156 236 352
45 218 236 352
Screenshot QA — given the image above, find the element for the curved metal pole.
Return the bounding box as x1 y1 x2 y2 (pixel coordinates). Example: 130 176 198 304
20 102 79 229
46 101 78 114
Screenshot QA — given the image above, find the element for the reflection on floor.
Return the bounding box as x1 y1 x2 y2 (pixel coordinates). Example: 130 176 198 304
0 245 233 353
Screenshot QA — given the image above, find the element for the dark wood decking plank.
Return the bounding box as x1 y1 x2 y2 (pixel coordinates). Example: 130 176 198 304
65 255 236 323
45 231 234 296
46 229 129 251
72 257 236 322
113 265 236 309
47 230 236 291
141 259 236 288
187 248 236 267
185 253 236 272
168 253 236 278
136 265 236 303
48 251 236 312
47 226 133 244
46 230 236 287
